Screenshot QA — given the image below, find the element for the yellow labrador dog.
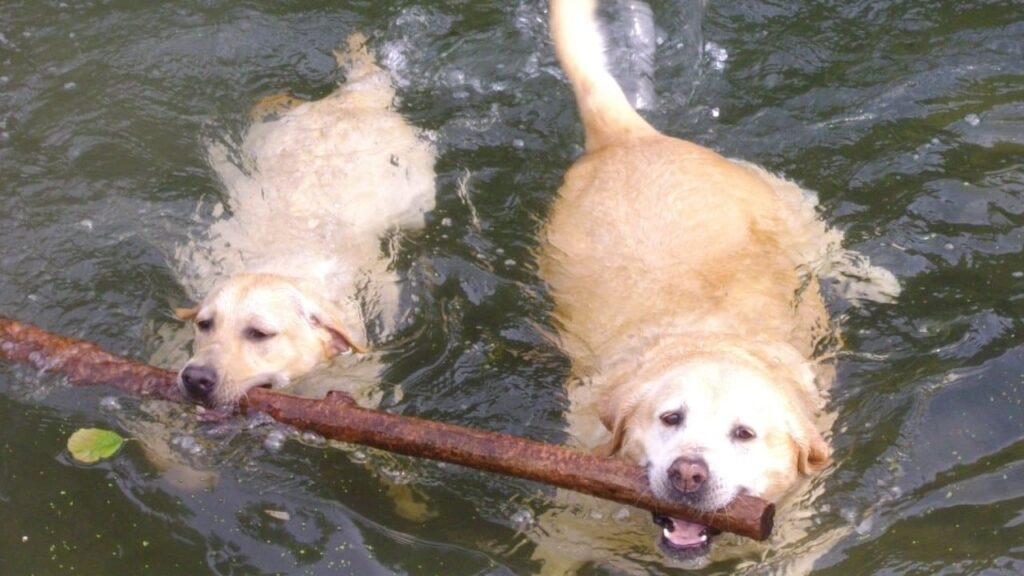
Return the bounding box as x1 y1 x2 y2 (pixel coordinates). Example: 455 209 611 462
535 0 897 570
174 34 435 408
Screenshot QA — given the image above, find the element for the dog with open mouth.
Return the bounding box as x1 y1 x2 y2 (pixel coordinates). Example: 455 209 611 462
535 0 897 570
173 34 435 409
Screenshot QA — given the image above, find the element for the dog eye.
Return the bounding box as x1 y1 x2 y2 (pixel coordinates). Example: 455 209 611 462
732 425 756 441
196 319 213 332
659 411 683 427
245 327 276 342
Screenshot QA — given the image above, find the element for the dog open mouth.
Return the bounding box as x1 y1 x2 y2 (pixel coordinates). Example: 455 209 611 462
652 513 721 557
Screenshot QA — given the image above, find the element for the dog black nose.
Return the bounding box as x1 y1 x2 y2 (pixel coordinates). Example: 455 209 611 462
668 456 709 494
181 364 218 401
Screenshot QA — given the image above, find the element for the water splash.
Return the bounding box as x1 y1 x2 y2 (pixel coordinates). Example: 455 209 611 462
606 0 657 110
704 40 728 71
601 0 711 115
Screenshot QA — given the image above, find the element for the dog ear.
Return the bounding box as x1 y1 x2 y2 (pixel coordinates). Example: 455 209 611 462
174 306 198 320
310 310 367 356
293 290 368 356
793 418 830 475
593 416 630 458
797 428 830 475
594 375 644 458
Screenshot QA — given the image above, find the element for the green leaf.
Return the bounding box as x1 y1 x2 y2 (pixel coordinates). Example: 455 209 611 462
67 428 125 463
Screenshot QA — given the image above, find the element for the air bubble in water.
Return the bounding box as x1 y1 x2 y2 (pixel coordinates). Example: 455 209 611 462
172 435 204 456
300 431 325 446
99 396 121 411
705 41 729 71
511 507 534 531
445 68 466 86
381 466 413 485
244 411 276 430
264 429 286 452
840 507 858 524
710 107 720 119
964 113 980 126
202 422 234 439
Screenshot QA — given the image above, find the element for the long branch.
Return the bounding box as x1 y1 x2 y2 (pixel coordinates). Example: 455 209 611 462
0 315 774 541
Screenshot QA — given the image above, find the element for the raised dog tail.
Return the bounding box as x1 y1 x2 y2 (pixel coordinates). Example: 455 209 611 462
550 0 656 151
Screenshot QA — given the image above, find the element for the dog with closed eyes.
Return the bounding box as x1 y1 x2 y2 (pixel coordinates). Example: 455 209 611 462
132 35 436 517
172 34 435 409
531 0 898 571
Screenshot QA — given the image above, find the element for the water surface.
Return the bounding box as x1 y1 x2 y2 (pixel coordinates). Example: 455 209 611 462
2 1 1023 574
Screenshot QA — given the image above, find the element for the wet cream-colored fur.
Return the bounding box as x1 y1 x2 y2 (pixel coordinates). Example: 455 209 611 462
173 34 435 407
532 0 897 572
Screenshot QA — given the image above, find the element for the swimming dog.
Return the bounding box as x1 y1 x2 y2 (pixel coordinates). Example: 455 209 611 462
535 0 897 570
174 34 435 408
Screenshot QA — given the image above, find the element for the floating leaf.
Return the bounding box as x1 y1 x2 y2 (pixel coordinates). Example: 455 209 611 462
67 428 125 463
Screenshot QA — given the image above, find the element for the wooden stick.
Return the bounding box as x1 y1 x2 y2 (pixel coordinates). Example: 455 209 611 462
0 315 774 540
0 316 184 402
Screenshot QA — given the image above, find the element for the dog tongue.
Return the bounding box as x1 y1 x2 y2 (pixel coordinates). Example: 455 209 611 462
663 518 708 548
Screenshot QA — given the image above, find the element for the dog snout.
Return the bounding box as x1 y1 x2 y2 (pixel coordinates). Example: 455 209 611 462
181 364 218 402
668 456 709 494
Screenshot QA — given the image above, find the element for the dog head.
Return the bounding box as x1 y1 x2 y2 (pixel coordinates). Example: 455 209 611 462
595 342 829 558
175 273 365 407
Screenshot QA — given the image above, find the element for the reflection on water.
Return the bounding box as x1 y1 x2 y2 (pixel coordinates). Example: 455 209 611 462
1 1 1023 574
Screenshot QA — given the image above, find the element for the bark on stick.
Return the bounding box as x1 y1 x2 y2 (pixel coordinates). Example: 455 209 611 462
0 315 774 540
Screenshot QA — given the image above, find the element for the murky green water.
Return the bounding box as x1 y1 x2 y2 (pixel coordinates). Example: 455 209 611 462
2 1 1023 574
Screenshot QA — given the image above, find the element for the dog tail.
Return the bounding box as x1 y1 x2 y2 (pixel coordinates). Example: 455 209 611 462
550 0 657 151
